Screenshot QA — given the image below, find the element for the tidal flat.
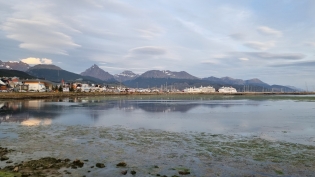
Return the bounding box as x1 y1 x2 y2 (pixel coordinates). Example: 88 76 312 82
0 95 315 176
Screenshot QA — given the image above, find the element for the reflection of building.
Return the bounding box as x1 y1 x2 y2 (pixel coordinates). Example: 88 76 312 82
21 118 52 126
0 100 57 125
0 113 30 124
26 100 45 109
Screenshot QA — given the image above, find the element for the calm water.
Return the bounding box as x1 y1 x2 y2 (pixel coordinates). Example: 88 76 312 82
1 95 315 144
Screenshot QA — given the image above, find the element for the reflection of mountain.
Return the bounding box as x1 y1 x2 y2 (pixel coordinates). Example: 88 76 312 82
120 100 262 113
0 100 62 124
137 103 199 113
0 98 263 124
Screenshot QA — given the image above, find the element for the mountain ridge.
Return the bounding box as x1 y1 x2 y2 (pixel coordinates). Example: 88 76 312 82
80 64 115 81
0 60 30 71
140 70 199 80
0 61 299 91
114 70 139 82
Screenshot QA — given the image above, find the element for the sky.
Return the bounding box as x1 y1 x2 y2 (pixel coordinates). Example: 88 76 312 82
0 0 314 89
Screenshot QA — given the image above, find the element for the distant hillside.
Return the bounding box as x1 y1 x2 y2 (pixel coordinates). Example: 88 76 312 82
124 77 220 90
0 60 30 71
124 77 296 92
140 70 199 79
0 69 35 79
29 64 62 70
114 70 139 82
203 76 269 87
27 65 111 84
80 64 115 81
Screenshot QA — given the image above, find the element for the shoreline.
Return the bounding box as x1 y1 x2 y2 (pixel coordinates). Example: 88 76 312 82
0 91 314 99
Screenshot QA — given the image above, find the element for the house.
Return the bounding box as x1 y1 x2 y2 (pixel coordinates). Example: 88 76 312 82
22 79 55 92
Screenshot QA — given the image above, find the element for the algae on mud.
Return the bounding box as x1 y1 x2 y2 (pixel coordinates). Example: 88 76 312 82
1 124 315 176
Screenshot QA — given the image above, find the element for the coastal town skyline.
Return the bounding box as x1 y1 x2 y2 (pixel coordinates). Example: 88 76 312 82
0 0 314 88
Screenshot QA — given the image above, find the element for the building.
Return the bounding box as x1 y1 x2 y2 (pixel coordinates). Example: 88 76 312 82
218 86 237 93
184 86 215 93
22 79 55 92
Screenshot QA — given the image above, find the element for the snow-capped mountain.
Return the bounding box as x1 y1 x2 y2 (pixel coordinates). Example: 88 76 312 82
0 60 30 71
139 70 199 79
114 70 139 82
80 64 115 81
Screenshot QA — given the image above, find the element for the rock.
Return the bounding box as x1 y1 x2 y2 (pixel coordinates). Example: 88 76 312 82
116 162 127 167
178 171 190 175
21 173 30 177
4 165 14 171
0 156 9 161
96 163 105 168
13 166 19 172
121 170 128 175
131 170 136 175
72 159 84 168
6 160 13 163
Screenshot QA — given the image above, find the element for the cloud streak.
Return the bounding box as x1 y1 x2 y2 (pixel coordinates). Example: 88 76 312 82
257 26 282 37
231 52 305 60
3 17 80 55
269 61 315 67
244 41 275 50
129 46 167 56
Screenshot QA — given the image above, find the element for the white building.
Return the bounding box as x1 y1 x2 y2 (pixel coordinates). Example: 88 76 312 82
184 86 215 93
218 86 237 93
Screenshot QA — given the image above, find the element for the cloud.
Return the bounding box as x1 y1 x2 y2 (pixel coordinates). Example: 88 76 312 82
305 42 315 47
244 41 275 50
21 57 52 65
2 10 80 55
229 33 246 41
130 46 167 56
257 26 282 37
231 52 305 60
239 57 249 61
269 61 315 67
200 60 218 65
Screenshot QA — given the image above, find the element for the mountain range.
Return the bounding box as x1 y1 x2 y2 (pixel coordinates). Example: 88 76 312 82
0 60 29 71
0 61 299 92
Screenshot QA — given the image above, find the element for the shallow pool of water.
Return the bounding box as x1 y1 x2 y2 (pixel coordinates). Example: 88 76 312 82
1 95 315 145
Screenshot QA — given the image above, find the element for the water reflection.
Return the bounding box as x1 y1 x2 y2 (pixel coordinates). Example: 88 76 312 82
21 118 52 126
0 100 62 124
0 96 314 145
0 98 261 124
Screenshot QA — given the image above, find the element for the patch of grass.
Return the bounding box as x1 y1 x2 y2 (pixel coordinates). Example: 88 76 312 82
0 171 20 177
274 169 284 175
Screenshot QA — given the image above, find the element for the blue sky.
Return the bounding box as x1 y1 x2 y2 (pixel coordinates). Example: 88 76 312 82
0 0 314 88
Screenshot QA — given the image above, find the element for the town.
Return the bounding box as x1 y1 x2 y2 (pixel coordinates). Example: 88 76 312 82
0 76 241 93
